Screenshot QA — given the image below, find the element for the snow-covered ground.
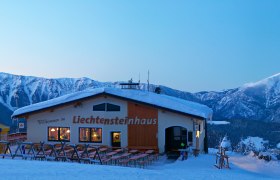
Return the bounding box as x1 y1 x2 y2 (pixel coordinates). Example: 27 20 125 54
1 150 279 180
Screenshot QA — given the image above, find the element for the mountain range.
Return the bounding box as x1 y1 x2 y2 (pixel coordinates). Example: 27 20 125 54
0 72 280 125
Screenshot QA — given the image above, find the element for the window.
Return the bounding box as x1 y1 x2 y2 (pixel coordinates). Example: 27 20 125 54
79 128 90 142
48 127 70 142
79 127 102 143
93 103 106 111
91 128 102 142
173 127 181 141
48 127 59 141
93 103 120 112
172 127 187 142
107 103 120 111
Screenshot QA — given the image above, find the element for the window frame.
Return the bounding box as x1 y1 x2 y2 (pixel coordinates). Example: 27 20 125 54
92 103 106 111
92 103 121 112
79 127 102 143
79 127 91 142
48 126 71 142
106 103 121 111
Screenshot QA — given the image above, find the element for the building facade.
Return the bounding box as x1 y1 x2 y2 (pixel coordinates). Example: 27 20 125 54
12 88 212 153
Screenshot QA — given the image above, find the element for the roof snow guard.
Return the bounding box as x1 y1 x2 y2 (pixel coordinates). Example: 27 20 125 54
12 88 212 119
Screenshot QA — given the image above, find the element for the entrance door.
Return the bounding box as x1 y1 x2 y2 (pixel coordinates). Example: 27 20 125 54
111 132 121 147
165 126 187 152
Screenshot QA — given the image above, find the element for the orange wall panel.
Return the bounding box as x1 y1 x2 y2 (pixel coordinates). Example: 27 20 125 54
127 102 158 148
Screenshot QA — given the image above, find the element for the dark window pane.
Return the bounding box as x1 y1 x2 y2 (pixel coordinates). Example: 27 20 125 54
181 129 187 136
93 103 106 111
106 103 120 111
188 131 193 142
173 127 181 136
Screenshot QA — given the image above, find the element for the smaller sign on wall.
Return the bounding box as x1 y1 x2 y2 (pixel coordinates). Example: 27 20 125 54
18 123 25 129
37 118 65 125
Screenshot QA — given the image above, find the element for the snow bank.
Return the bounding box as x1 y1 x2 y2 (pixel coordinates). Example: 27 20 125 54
0 153 279 180
231 153 280 178
242 137 269 152
221 136 231 149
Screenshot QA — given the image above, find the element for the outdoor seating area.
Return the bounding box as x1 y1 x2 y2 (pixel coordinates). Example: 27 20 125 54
0 141 159 168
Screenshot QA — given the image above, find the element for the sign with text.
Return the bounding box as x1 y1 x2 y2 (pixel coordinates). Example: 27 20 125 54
72 116 157 125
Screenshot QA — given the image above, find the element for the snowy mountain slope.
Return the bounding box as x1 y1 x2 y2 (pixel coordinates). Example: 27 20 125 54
194 73 280 122
0 72 280 125
142 74 280 122
0 72 114 125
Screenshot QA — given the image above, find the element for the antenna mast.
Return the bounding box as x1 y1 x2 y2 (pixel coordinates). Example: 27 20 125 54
147 70 150 91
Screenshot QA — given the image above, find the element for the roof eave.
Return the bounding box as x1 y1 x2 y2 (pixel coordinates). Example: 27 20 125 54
12 91 210 120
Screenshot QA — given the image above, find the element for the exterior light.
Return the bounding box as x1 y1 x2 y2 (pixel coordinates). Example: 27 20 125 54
196 130 200 138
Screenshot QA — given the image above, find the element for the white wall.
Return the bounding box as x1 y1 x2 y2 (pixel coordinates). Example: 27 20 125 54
27 96 128 147
26 95 205 153
194 119 206 153
158 110 205 153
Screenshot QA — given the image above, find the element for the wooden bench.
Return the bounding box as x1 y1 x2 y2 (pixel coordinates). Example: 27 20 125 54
127 146 158 153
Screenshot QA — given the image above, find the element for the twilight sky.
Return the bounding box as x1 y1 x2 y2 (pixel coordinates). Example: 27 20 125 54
0 1 279 92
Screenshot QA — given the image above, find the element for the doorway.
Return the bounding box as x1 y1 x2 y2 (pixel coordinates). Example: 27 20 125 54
111 131 121 147
165 126 187 152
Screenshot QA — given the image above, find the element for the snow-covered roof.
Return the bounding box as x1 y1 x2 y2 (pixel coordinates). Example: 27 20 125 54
207 121 230 125
12 87 212 119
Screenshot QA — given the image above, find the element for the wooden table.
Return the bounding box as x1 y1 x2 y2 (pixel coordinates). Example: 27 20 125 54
129 153 149 167
129 149 138 154
99 147 108 153
114 149 123 153
106 151 118 156
111 155 122 165
145 150 154 154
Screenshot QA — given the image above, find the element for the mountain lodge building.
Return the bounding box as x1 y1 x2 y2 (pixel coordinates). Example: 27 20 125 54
12 87 212 154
